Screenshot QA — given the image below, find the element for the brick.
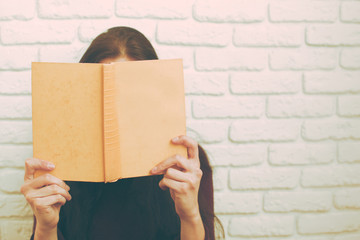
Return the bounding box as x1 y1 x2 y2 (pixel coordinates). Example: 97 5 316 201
0 145 32 168
338 142 360 163
78 20 155 43
304 71 360 93
195 48 266 71
0 71 31 94
0 219 33 240
302 165 360 187
306 25 360 46
155 46 193 69
267 96 334 118
1 21 75 45
203 144 266 167
269 0 337 23
184 96 191 120
0 169 24 193
215 192 261 214
193 0 266 23
186 120 227 143
180 98 189 119
338 96 360 117
269 143 335 166
298 213 360 234
0 121 32 144
0 195 32 217
39 45 87 63
115 0 190 19
335 235 360 240
264 191 332 212
192 96 264 119
334 189 360 209
212 167 227 191
230 167 300 190
229 215 294 237
38 0 112 19
270 49 337 70
302 119 360 141
230 120 299 143
297 237 333 240
0 96 32 119
230 72 301 95
184 72 227 96
157 21 231 47
234 24 302 47
341 1 360 23
0 47 38 70
341 49 360 70
0 0 35 20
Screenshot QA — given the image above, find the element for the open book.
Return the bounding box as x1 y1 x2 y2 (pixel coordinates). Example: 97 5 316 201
32 59 187 182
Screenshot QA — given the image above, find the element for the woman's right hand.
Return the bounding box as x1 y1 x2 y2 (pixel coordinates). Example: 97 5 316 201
20 158 72 233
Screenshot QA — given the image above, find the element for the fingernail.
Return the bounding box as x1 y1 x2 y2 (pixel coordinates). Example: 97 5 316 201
47 163 55 169
172 136 179 142
151 167 158 173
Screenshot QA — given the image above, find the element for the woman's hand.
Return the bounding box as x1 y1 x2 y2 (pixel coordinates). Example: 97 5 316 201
20 158 72 234
150 135 203 221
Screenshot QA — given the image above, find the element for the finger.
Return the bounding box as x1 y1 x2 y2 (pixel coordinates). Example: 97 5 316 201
164 167 191 183
33 194 67 208
28 174 70 191
26 184 72 202
171 135 199 160
159 177 186 193
151 154 192 174
25 158 55 181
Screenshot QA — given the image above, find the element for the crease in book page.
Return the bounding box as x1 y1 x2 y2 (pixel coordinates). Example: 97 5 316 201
103 63 122 182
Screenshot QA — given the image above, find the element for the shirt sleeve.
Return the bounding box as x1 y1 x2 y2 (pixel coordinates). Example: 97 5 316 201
29 216 66 240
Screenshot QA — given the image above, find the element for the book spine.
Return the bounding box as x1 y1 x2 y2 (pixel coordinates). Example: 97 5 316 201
103 64 121 182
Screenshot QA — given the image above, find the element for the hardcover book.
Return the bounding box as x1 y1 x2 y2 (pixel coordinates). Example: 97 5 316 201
32 59 187 182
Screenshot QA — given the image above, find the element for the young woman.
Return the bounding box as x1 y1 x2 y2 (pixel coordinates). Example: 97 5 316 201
21 26 224 240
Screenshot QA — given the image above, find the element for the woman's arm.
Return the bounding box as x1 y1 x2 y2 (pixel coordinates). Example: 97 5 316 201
34 226 58 240
151 135 206 240
30 216 66 240
21 158 71 240
180 213 205 240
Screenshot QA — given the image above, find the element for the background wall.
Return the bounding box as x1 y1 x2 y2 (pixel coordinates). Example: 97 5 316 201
0 0 360 239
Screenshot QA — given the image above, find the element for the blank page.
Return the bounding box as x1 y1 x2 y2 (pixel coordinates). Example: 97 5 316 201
32 62 104 182
107 59 187 181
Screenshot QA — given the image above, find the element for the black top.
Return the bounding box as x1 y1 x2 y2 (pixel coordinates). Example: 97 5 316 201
30 175 209 240
87 175 181 240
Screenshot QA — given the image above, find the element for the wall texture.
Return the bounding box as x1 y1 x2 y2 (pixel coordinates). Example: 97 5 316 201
0 0 360 239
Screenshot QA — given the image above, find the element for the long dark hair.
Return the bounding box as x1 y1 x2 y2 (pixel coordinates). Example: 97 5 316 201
58 26 224 240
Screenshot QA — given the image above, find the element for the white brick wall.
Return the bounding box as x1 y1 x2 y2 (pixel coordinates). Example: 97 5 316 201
0 0 360 239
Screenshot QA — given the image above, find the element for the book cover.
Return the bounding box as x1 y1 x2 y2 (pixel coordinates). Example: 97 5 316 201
32 59 187 182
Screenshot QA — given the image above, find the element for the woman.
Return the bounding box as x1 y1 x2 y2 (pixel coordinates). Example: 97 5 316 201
21 27 224 240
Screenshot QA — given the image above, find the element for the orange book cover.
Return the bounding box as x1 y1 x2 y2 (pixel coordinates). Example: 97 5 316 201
32 59 187 182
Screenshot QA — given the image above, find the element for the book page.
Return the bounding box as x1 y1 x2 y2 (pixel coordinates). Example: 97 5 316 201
32 62 104 182
106 59 187 181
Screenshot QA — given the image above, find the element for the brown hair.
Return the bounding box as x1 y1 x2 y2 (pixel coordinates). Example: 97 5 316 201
59 26 224 240
80 27 158 63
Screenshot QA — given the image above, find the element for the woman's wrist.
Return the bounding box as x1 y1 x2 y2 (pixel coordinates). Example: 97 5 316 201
179 209 202 224
180 210 205 240
34 224 58 240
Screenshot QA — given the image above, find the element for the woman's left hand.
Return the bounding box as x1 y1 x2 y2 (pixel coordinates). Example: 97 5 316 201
150 135 203 221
